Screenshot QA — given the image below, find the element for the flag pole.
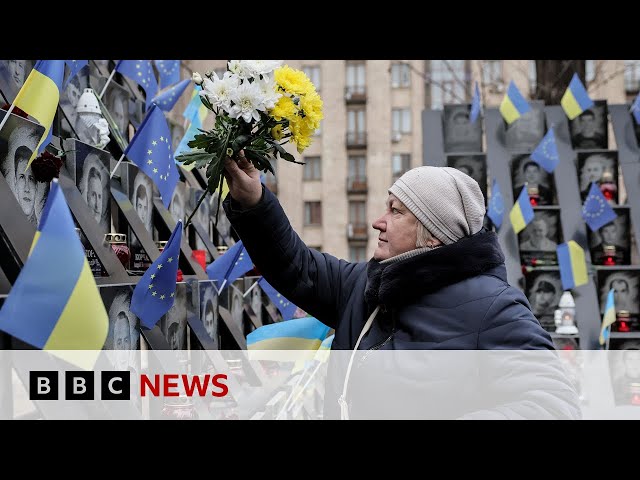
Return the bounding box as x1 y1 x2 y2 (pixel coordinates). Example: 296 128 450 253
286 359 326 416
109 153 126 179
242 280 259 298
606 325 612 351
98 67 118 100
0 103 16 134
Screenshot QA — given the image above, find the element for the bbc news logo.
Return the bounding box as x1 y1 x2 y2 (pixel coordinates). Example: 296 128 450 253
29 371 229 400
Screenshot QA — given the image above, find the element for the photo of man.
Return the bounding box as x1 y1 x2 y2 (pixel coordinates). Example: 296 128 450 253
577 151 618 202
526 272 563 316
102 287 140 370
200 282 219 346
60 68 89 132
169 181 187 225
0 60 33 102
520 215 558 252
505 100 545 152
599 271 639 315
77 149 111 236
511 155 554 205
446 154 487 201
103 81 130 136
442 104 483 153
589 211 630 265
569 101 608 150
162 283 187 350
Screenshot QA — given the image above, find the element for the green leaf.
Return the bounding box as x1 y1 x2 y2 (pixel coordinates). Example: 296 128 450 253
231 134 252 153
244 149 275 175
270 141 304 164
175 150 214 166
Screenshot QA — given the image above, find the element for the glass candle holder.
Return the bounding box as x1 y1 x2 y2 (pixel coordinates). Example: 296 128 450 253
105 232 130 269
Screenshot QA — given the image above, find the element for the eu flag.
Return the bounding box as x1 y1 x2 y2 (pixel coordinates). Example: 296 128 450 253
13 60 65 163
469 81 481 124
63 60 88 89
155 60 181 90
582 182 617 232
487 178 505 229
258 277 298 321
152 79 191 112
130 220 183 328
0 180 108 369
124 104 178 207
561 73 594 120
115 60 158 108
530 127 559 173
206 240 253 292
630 94 640 124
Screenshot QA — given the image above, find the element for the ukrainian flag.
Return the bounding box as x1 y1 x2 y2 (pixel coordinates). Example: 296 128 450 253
557 241 589 290
499 80 531 125
13 60 65 166
247 316 331 351
599 289 616 346
509 186 534 234
561 73 594 120
0 180 108 369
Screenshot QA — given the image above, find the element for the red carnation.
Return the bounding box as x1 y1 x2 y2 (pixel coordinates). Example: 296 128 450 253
31 151 64 183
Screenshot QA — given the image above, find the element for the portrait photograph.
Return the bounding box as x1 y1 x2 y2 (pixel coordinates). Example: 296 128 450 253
0 112 48 227
598 270 640 316
244 277 263 327
0 60 35 103
169 181 188 225
511 154 556 206
518 210 561 266
569 100 608 150
90 60 113 78
525 270 563 330
608 341 640 406
589 209 631 265
504 100 545 152
190 187 211 258
74 142 111 236
128 98 145 130
128 167 154 270
59 63 90 137
442 104 483 153
100 286 140 368
101 80 130 138
446 154 487 201
200 281 219 348
577 150 618 203
161 283 188 350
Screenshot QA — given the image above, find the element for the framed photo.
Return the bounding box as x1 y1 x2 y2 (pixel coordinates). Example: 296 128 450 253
518 210 561 266
129 165 154 271
0 60 35 103
90 60 113 78
160 283 188 350
190 187 211 262
597 269 640 316
504 100 545 152
589 208 631 265
525 270 563 331
101 79 131 139
442 104 483 153
511 154 556 205
446 154 487 201
101 286 140 352
169 181 188 225
576 150 618 202
59 63 91 138
569 100 608 150
199 280 220 348
0 111 47 226
244 276 263 326
608 341 640 406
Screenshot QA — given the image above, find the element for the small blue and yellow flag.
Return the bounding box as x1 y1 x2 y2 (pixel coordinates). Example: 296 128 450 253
487 178 505 229
182 86 207 125
115 60 158 109
247 316 331 350
0 180 108 368
152 79 191 112
582 182 617 232
557 240 589 291
130 220 182 329
630 94 640 124
561 73 594 120
499 80 531 125
13 60 65 164
469 81 482 124
599 289 616 346
509 185 535 234
154 60 181 90
530 127 559 173
258 277 298 321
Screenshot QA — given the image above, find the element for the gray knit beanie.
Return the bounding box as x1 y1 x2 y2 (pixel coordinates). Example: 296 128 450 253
388 166 486 245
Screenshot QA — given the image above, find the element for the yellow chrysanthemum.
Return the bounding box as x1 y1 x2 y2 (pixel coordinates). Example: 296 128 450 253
271 124 284 141
270 96 296 121
289 117 314 153
274 65 315 96
299 91 323 130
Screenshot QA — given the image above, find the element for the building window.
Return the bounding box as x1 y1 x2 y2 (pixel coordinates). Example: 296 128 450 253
346 62 366 95
528 60 537 97
348 155 366 181
392 108 411 134
585 60 596 83
349 245 367 262
482 60 502 88
302 65 321 91
349 201 366 225
625 60 640 95
347 107 366 146
303 156 321 180
391 62 411 88
428 60 470 110
304 201 322 226
392 153 411 179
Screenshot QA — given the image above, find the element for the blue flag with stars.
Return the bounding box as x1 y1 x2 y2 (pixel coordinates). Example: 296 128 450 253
152 79 191 112
115 60 158 108
206 240 253 292
487 178 505 229
124 104 178 208
631 94 640 124
469 81 481 123
530 127 559 173
155 60 181 90
130 220 183 328
582 182 617 232
258 277 298 321
63 60 88 89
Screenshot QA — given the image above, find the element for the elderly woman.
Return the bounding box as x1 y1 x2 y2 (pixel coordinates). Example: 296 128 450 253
222 152 581 419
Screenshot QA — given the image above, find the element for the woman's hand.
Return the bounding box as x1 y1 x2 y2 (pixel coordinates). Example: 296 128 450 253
223 150 263 209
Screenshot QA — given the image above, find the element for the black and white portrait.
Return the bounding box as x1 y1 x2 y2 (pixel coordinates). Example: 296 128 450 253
0 60 34 103
128 98 145 130
446 154 487 200
245 278 263 326
60 65 90 134
577 151 618 202
229 283 245 331
442 104 483 153
91 60 112 77
609 341 640 405
131 169 153 236
102 81 130 136
190 187 211 255
200 281 219 347
569 100 608 150
0 113 48 226
598 270 639 315
519 211 560 266
169 181 187 225
511 154 555 205
504 100 545 152
525 271 563 318
76 145 111 236
101 287 140 370
210 190 232 243
162 283 187 350
589 210 631 265
171 122 185 153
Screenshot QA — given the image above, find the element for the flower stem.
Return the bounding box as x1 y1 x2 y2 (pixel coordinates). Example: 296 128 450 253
184 190 208 228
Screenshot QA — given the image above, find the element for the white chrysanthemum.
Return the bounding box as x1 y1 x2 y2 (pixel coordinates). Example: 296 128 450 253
227 60 253 79
256 74 282 110
228 81 266 123
200 71 240 113
244 60 282 77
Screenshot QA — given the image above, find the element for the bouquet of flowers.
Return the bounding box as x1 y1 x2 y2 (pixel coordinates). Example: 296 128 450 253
176 60 323 225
